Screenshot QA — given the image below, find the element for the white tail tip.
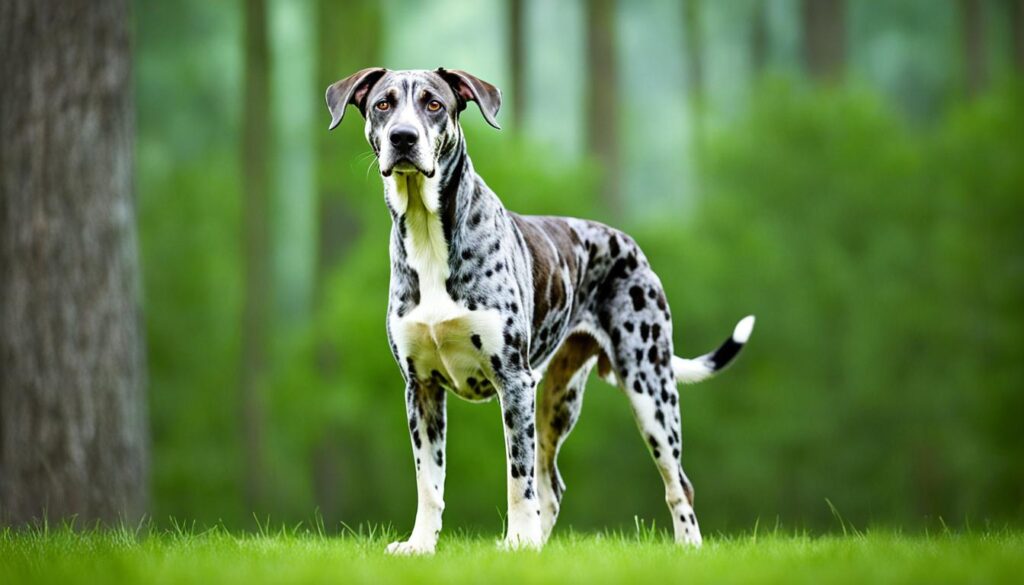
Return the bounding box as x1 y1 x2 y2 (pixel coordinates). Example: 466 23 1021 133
733 315 756 344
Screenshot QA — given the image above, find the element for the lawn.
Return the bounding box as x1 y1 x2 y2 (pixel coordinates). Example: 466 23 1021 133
2 524 1021 584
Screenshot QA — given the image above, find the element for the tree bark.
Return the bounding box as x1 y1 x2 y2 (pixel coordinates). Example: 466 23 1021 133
801 0 846 82
0 0 148 526
508 0 527 130
241 0 271 512
960 0 987 97
585 0 621 214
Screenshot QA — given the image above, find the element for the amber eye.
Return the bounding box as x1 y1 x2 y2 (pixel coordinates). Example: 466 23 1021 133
426 100 442 112
375 100 390 112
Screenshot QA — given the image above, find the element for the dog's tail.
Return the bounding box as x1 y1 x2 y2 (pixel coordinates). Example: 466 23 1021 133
671 315 755 384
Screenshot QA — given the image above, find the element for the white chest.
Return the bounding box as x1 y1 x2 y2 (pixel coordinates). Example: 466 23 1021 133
387 174 504 393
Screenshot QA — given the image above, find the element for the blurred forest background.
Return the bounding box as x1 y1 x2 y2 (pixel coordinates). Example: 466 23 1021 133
3 0 1022 536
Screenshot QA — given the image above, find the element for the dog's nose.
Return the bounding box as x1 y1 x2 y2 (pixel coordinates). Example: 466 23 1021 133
389 125 419 150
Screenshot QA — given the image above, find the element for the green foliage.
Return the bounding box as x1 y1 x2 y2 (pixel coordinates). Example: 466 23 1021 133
633 80 1024 531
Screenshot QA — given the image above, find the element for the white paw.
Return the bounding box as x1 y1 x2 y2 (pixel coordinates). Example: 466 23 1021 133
385 539 436 556
677 524 703 548
499 527 544 551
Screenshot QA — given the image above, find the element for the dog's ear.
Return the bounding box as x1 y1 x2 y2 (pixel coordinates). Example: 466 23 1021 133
325 67 387 130
437 68 502 130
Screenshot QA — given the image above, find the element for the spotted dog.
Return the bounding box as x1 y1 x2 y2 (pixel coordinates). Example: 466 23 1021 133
325 68 755 555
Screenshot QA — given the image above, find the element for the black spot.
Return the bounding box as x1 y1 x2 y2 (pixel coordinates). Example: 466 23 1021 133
491 354 503 372
633 380 643 394
629 286 646 311
648 346 659 364
623 321 635 333
471 334 482 349
652 323 661 339
609 235 621 257
640 322 650 341
435 450 444 466
461 249 473 260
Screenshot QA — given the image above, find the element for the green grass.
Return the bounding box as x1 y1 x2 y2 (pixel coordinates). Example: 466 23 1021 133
2 524 1022 584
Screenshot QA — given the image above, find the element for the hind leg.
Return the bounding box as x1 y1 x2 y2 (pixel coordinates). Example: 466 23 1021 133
536 334 600 541
601 275 702 546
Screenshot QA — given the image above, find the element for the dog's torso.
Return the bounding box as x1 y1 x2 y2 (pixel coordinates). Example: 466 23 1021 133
385 156 652 403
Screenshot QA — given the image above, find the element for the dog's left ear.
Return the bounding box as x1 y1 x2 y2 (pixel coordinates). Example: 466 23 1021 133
326 67 387 130
437 68 502 130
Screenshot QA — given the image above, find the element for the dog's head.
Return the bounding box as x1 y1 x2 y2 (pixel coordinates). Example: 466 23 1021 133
326 68 501 178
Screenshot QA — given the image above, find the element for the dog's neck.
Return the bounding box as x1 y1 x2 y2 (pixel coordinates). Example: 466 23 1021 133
383 139 477 285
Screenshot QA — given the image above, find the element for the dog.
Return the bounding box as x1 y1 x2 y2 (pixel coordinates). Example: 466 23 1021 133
326 68 754 554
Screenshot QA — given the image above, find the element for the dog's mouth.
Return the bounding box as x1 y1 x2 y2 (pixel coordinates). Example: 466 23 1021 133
382 157 435 179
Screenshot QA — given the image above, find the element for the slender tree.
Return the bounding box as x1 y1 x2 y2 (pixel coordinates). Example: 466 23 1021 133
751 0 769 76
508 0 527 130
683 0 706 158
0 0 148 526
585 0 621 214
240 0 271 512
801 0 846 82
960 0 987 97
1013 0 1024 74
312 0 382 525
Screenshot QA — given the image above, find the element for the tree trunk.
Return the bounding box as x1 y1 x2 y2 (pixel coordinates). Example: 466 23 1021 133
508 0 527 130
0 0 148 526
585 0 621 214
684 0 706 157
801 0 846 82
1013 0 1024 75
241 0 271 512
751 0 769 76
960 0 987 97
312 0 382 527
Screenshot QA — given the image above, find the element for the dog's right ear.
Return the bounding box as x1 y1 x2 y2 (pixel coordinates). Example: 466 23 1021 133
326 67 387 130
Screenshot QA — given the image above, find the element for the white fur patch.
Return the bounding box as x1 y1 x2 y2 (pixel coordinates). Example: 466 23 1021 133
733 315 755 344
387 173 504 391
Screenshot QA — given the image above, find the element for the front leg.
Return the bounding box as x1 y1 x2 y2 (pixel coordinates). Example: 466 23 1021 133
386 372 447 555
495 366 543 549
